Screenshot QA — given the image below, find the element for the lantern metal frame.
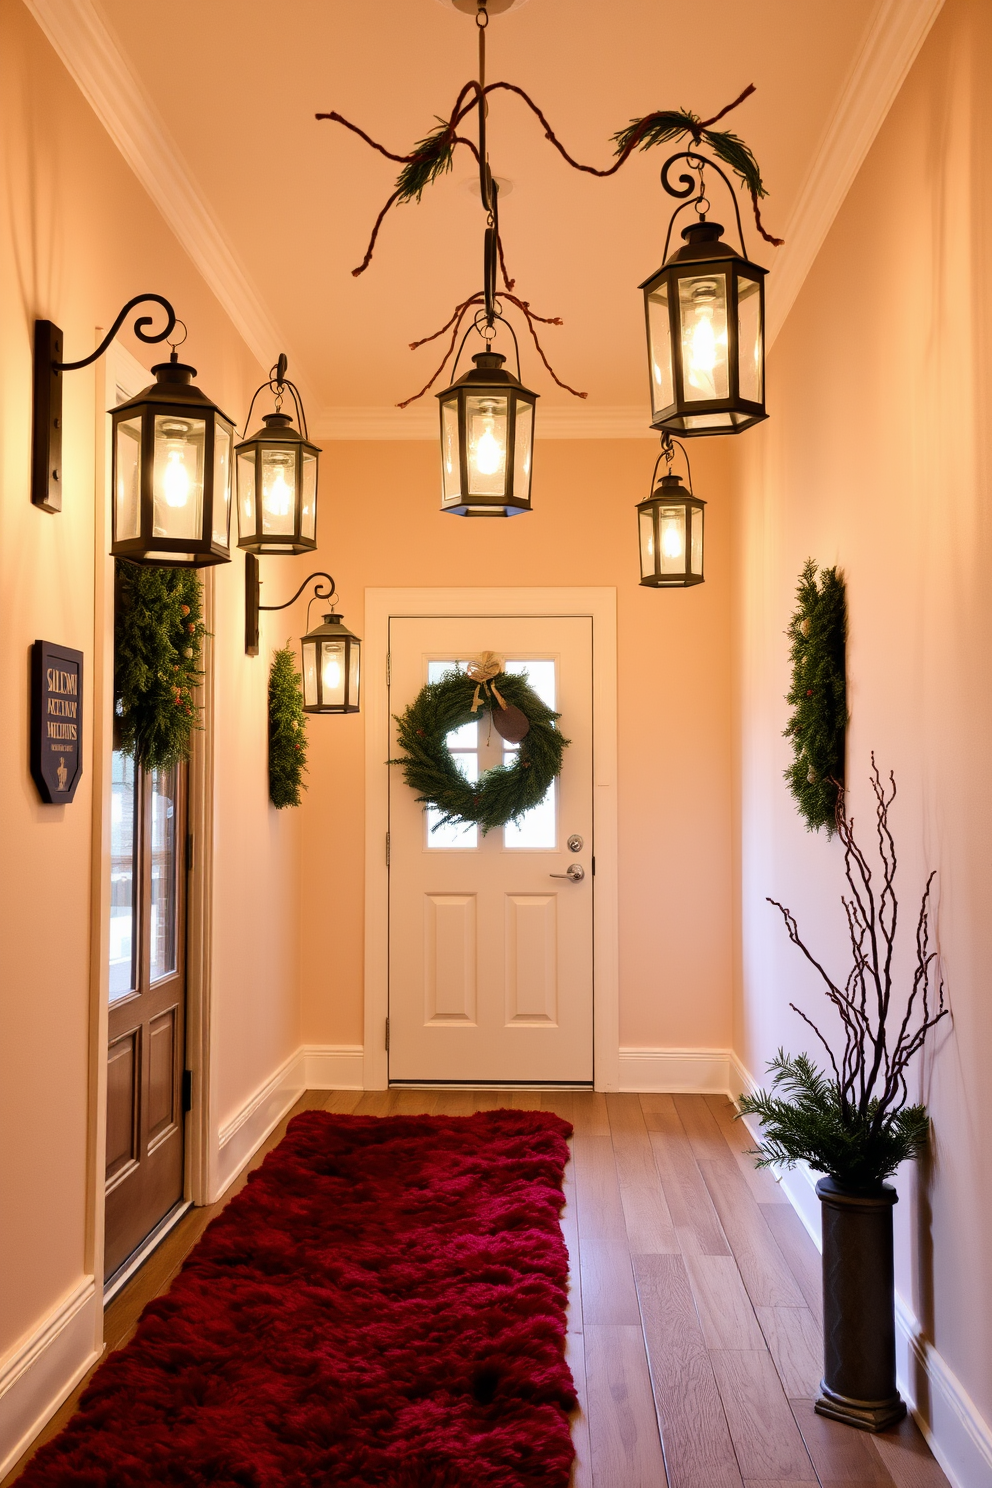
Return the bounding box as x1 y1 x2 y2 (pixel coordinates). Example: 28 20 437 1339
110 345 237 569
235 354 320 556
32 293 180 514
640 152 768 438
636 434 706 588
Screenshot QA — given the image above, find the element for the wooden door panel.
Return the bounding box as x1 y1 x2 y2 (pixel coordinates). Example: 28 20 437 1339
147 1007 177 1142
106 1031 139 1183
505 894 558 1025
424 894 478 1024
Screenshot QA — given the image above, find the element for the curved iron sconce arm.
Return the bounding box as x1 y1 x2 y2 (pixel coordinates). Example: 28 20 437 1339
245 555 337 656
659 150 748 264
33 294 179 513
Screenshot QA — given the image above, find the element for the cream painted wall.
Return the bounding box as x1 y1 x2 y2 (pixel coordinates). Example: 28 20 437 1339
298 437 735 1054
734 0 992 1438
0 0 301 1368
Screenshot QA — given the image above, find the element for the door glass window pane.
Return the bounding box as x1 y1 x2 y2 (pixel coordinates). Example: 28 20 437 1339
424 661 477 848
109 751 137 1001
150 767 179 980
503 660 557 849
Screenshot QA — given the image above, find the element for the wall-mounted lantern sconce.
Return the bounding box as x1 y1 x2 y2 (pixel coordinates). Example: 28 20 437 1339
641 154 767 438
236 355 320 555
637 433 705 587
34 296 236 568
244 557 361 713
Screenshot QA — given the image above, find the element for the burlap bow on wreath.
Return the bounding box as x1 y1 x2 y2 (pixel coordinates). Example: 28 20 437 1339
391 653 569 833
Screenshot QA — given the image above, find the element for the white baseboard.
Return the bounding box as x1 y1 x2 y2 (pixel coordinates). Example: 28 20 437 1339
215 1051 306 1199
732 1053 992 1488
300 1044 364 1089
618 1047 735 1093
0 1278 101 1480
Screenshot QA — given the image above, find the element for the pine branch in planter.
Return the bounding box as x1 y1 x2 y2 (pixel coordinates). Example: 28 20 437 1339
114 560 206 771
739 760 948 1188
783 558 847 833
268 644 308 809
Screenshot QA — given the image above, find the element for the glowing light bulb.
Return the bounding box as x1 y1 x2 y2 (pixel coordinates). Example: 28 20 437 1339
263 466 293 518
163 448 190 508
688 309 717 377
661 516 684 560
322 654 342 693
473 424 503 477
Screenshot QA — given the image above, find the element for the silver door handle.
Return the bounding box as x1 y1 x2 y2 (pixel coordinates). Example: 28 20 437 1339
550 863 585 882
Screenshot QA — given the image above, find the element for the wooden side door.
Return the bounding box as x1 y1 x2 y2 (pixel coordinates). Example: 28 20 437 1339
105 756 187 1282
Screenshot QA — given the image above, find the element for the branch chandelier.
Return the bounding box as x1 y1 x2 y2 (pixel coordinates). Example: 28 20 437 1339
317 0 782 546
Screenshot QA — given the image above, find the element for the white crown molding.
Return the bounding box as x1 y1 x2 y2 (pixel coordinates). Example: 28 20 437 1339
22 0 297 382
767 0 945 347
312 404 658 441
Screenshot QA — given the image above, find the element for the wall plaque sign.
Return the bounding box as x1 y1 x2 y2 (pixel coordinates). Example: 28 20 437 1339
31 640 84 803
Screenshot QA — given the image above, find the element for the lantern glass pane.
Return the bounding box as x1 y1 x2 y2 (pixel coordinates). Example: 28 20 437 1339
678 272 729 402
639 508 656 580
319 638 347 709
659 504 687 575
301 452 317 540
115 416 142 541
513 401 534 502
690 506 704 576
152 415 205 540
347 640 361 709
302 639 318 708
212 420 232 545
466 395 508 497
646 282 674 415
738 274 763 403
260 447 298 534
237 451 257 539
441 398 461 504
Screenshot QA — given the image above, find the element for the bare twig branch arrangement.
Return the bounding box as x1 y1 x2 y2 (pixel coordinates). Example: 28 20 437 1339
740 757 949 1187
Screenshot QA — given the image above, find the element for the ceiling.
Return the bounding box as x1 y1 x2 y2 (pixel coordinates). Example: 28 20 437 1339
48 0 936 431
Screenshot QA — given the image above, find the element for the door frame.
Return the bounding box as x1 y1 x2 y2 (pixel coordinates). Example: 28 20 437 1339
363 587 619 1091
86 339 214 1328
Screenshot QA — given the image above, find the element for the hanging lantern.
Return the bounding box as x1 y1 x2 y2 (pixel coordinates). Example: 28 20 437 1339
236 355 319 555
641 153 767 438
111 352 235 567
437 349 537 517
300 611 361 714
637 436 705 587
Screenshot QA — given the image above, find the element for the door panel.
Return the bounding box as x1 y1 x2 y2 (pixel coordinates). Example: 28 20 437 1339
105 762 186 1281
389 616 593 1083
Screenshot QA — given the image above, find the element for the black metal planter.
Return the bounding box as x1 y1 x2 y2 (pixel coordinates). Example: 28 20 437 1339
815 1177 907 1432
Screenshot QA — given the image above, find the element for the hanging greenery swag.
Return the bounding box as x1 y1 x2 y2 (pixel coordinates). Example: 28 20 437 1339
268 644 309 809
114 559 207 771
316 83 782 406
392 664 568 834
784 559 848 834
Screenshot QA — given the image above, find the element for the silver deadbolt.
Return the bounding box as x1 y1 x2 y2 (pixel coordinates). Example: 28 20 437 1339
550 863 585 882
567 834 584 852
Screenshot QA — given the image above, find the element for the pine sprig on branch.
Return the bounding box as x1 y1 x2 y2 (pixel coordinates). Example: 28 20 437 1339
114 560 206 771
268 645 308 809
783 559 847 833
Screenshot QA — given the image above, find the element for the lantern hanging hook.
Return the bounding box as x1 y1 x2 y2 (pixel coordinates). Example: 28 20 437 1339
240 354 310 440
650 431 694 495
659 150 749 262
166 319 188 355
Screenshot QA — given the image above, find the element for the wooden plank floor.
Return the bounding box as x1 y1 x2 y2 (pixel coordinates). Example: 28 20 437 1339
4 1090 950 1488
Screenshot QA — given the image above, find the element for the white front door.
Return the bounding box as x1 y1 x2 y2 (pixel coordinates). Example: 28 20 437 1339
388 616 594 1084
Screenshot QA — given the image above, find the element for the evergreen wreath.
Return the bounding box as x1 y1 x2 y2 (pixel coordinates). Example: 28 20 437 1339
784 559 847 834
268 645 309 809
114 559 207 771
393 664 568 834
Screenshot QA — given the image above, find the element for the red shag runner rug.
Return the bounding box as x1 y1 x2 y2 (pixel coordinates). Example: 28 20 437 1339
20 1110 576 1488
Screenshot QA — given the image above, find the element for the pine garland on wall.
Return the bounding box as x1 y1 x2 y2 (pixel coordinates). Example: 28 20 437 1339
784 559 847 834
268 645 308 809
114 559 206 771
